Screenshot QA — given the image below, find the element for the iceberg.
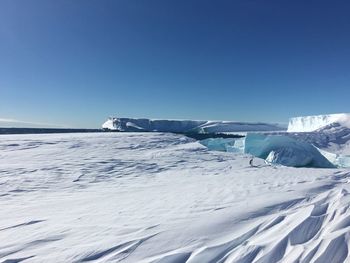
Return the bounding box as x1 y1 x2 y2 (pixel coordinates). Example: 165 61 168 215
244 133 335 168
266 149 313 167
102 118 206 132
199 134 335 168
227 137 245 153
283 122 350 156
101 118 116 130
200 137 245 153
287 113 350 132
200 138 236 152
102 117 284 133
317 148 350 168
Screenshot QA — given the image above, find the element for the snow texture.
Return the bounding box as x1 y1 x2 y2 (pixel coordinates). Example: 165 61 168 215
1 132 350 262
102 117 284 133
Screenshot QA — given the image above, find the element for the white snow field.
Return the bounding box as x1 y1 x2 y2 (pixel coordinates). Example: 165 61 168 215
1 132 350 262
102 117 284 133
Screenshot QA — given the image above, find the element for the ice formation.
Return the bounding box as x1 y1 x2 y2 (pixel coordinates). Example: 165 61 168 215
317 148 350 168
244 133 335 168
199 134 335 168
199 138 236 152
85 113 350 167
287 113 350 132
102 117 284 133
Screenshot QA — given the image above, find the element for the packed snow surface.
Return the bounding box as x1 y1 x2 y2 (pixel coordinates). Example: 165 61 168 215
287 113 350 132
1 133 350 262
102 117 284 133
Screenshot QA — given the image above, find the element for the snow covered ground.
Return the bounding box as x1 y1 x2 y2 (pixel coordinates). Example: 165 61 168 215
1 132 350 262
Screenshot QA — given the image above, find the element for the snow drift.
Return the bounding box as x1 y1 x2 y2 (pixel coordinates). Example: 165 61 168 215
1 132 350 262
102 117 284 133
287 113 350 132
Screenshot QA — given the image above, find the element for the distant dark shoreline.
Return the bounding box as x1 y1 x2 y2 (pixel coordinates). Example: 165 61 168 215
176 132 244 140
0 127 103 135
0 127 244 139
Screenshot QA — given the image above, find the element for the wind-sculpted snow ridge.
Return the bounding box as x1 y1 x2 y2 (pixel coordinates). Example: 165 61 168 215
102 117 285 133
171 181 350 263
287 113 350 132
1 133 350 262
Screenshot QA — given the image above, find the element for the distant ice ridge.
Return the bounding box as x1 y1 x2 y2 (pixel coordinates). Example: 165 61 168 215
102 117 284 133
287 113 350 132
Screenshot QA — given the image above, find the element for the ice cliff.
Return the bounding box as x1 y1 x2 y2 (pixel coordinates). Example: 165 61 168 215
102 117 284 133
287 113 350 132
244 133 335 168
200 133 335 168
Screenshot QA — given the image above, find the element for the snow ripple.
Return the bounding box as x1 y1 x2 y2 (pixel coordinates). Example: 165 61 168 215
0 133 349 262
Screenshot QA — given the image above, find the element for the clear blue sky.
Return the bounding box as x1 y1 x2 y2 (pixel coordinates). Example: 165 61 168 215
1 0 350 128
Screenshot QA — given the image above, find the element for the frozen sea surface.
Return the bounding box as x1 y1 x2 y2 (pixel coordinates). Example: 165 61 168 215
1 133 350 262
